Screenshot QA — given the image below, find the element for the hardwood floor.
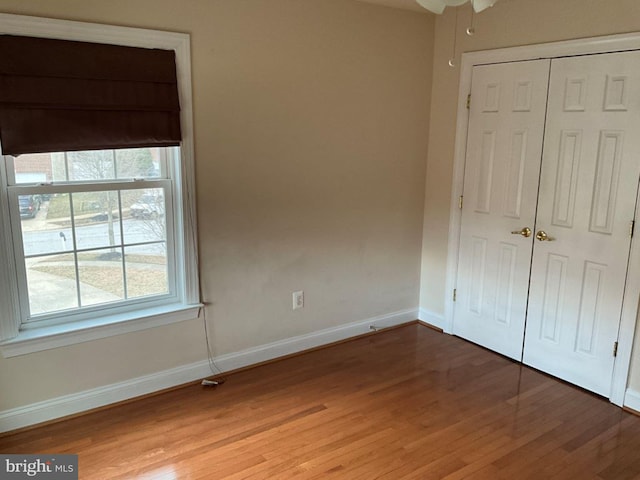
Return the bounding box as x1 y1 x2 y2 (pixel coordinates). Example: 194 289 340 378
2 324 640 479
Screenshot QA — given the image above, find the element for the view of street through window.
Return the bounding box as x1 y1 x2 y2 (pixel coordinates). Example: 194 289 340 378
12 149 170 318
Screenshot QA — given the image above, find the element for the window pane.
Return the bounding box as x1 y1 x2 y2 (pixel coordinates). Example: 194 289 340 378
18 194 42 220
115 148 162 179
78 249 125 307
125 245 168 299
21 194 73 256
124 188 166 243
12 148 163 184
13 153 55 184
67 150 115 181
26 254 78 315
72 191 123 250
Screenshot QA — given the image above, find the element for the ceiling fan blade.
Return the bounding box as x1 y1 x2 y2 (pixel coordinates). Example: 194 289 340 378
471 0 498 12
444 0 472 6
415 0 447 14
415 0 499 14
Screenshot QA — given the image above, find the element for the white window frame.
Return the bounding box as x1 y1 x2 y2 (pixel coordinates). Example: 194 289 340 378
0 13 200 357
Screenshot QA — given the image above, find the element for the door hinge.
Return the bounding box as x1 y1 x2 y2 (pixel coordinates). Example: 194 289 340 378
453 289 457 302
466 94 471 110
630 220 635 238
458 195 464 210
613 341 619 357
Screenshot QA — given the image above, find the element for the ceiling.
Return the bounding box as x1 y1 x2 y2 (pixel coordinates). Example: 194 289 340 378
355 0 430 13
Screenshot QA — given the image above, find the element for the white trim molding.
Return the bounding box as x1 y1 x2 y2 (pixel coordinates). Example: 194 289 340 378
0 308 418 433
624 388 640 414
445 31 640 406
418 308 444 330
0 359 213 435
0 305 202 358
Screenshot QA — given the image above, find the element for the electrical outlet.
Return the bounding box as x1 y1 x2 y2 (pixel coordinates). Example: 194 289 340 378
292 291 304 310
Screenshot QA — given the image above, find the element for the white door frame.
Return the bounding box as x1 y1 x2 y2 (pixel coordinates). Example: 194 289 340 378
444 32 640 407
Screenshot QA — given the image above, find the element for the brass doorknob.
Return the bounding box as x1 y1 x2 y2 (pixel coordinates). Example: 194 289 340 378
511 227 532 238
535 230 552 241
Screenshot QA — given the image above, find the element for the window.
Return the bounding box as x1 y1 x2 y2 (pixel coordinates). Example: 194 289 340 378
9 147 175 322
0 15 199 356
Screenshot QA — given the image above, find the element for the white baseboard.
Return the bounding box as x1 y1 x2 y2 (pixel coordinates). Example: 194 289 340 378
624 388 640 413
418 308 444 330
0 359 213 434
0 308 417 433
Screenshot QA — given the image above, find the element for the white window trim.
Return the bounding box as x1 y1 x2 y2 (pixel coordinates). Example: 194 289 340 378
0 13 201 357
0 305 202 357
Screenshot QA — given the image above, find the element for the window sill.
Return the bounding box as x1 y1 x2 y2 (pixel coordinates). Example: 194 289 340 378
0 303 202 358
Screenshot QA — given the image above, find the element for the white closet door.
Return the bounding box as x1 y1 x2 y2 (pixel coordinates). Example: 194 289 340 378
453 60 550 360
523 51 640 397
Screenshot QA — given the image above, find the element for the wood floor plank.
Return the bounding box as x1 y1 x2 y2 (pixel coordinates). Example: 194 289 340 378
1 324 639 479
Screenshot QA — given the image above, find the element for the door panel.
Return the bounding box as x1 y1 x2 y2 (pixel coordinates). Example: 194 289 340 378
523 51 640 397
453 60 551 360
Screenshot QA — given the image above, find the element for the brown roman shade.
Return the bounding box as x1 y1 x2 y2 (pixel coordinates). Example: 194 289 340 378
0 35 181 156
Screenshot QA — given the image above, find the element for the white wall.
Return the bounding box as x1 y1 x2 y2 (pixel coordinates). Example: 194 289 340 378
0 0 434 413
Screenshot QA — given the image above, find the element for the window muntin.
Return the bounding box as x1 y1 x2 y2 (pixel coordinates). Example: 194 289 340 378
6 147 177 326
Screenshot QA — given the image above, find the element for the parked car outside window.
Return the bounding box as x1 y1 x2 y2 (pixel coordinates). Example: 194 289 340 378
18 195 41 219
130 192 165 219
